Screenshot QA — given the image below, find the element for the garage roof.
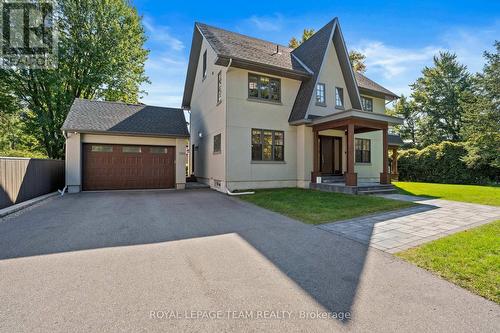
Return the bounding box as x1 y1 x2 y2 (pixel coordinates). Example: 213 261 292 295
62 99 189 137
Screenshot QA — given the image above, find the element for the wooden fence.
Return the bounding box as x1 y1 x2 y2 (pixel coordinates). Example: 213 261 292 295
0 158 65 210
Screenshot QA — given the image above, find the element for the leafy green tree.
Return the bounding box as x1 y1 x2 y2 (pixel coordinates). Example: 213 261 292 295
288 28 315 48
348 50 366 73
0 0 149 158
461 41 500 169
387 95 419 147
410 52 472 146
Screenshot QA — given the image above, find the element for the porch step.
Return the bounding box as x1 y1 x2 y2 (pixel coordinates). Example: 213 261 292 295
321 175 344 183
358 188 397 195
310 182 397 195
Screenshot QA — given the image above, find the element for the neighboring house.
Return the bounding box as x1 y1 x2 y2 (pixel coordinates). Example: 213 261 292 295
182 18 403 192
62 99 188 193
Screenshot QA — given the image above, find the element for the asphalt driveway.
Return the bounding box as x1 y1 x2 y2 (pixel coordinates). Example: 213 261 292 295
0 190 498 332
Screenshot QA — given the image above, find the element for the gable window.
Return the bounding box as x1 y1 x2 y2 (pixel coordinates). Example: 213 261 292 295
316 83 326 105
217 71 222 104
335 87 344 108
251 129 284 161
361 96 373 112
202 50 207 79
213 134 221 154
248 73 281 102
355 138 371 163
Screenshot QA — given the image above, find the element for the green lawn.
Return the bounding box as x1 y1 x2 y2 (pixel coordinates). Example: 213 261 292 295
239 188 415 224
397 220 500 304
393 182 500 206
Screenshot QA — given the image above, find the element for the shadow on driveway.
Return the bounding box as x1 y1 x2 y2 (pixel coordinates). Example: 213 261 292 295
0 189 374 323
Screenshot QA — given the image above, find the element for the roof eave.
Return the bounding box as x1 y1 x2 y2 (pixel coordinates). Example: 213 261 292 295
359 87 399 101
61 129 190 138
216 56 312 81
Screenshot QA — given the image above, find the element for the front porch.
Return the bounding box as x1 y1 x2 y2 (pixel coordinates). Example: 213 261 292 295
309 109 403 191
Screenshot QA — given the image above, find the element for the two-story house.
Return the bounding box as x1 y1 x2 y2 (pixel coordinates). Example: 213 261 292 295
182 18 403 192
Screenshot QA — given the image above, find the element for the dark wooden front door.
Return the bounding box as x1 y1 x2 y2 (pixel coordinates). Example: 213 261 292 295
320 136 342 175
82 144 175 190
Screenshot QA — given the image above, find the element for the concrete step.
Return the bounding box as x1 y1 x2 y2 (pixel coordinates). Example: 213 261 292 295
358 188 397 195
321 176 345 183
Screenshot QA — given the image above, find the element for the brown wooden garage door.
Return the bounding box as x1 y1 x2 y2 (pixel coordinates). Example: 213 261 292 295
82 144 175 190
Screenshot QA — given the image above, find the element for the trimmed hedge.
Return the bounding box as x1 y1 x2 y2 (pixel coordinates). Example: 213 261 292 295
398 142 498 184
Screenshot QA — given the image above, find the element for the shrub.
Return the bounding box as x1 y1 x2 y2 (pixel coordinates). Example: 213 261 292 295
398 142 498 184
0 149 48 159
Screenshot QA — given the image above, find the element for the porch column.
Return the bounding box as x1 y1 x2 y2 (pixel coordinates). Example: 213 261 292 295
380 128 390 184
311 129 319 183
345 122 357 186
391 147 398 181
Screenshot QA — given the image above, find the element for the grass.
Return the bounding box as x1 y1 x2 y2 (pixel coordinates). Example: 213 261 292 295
397 220 500 304
239 188 415 225
393 182 500 206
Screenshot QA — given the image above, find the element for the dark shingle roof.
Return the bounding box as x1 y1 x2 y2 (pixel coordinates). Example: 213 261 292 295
388 134 404 146
62 99 189 137
196 22 310 77
355 72 398 99
289 19 336 122
183 20 399 121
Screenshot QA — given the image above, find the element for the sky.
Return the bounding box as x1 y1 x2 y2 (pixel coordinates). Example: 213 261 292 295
132 0 500 107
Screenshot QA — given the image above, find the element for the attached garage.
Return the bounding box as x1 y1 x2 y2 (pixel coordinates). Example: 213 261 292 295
62 99 189 193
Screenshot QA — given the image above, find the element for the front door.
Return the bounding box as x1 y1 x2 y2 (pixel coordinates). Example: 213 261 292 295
320 136 342 175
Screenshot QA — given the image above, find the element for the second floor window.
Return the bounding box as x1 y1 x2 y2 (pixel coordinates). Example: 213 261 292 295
202 50 207 79
248 73 281 102
361 96 373 112
355 138 371 163
251 129 284 161
335 87 344 108
316 83 325 105
217 71 222 104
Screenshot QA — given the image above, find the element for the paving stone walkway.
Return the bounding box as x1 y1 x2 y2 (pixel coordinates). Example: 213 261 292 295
318 194 500 253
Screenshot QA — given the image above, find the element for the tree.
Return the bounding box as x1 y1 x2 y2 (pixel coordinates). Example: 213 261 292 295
348 50 366 73
410 52 471 146
386 95 419 147
461 41 500 169
0 0 149 158
288 28 315 48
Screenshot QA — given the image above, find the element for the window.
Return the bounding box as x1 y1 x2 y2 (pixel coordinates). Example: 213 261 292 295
91 145 112 152
316 83 325 105
248 73 281 102
202 50 207 79
251 129 284 161
122 146 141 153
150 147 168 154
361 96 373 112
335 87 344 108
355 139 371 163
213 134 221 154
217 71 222 104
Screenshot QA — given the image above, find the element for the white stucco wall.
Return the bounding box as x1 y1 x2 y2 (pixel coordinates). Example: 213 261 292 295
360 94 386 114
64 133 187 192
354 130 383 182
307 37 353 118
225 68 302 190
189 37 227 190
65 132 81 192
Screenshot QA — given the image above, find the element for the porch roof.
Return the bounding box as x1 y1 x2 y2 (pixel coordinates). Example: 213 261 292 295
309 109 403 129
